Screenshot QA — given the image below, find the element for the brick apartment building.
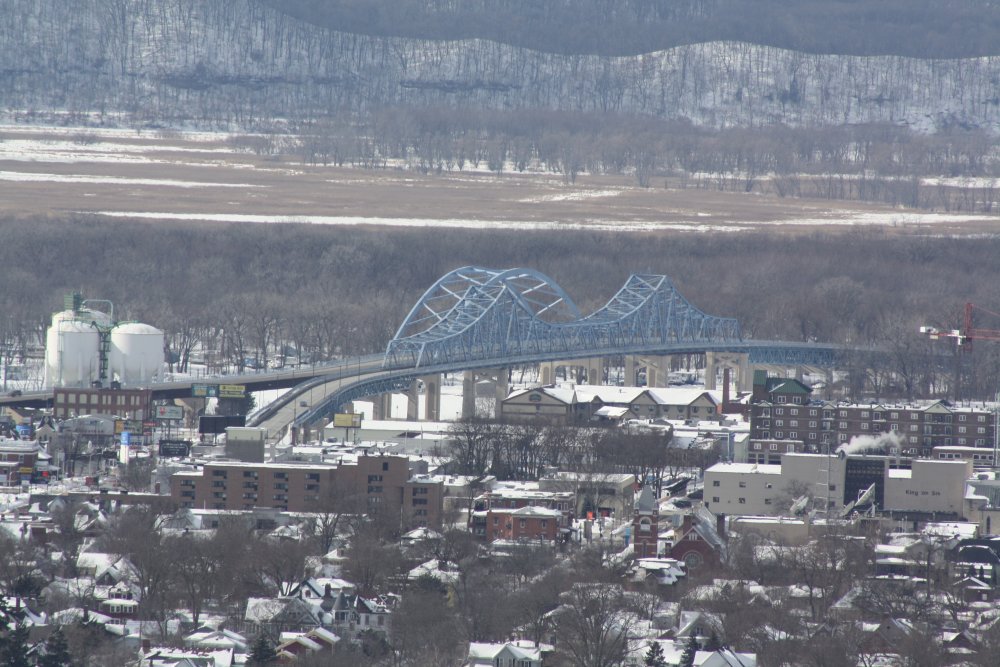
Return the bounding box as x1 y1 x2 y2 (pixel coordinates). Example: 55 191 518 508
53 387 152 421
749 372 997 458
470 486 575 540
485 506 564 542
169 455 443 529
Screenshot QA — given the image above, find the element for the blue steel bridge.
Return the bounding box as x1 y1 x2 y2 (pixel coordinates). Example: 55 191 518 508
269 266 843 430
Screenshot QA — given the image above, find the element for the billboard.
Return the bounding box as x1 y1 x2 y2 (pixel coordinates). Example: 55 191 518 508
155 405 184 420
333 413 362 428
198 414 247 435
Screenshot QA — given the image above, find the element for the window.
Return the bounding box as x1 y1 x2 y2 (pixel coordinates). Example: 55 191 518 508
712 480 720 487
368 475 383 483
738 498 746 504
775 408 784 415
839 421 848 429
810 409 818 416
959 414 968 422
776 396 787 404
382 462 390 471
809 421 817 428
367 485 383 494
861 423 869 431
789 420 798 427
212 470 227 478
769 443 778 451
712 496 720 503
861 411 870 418
793 396 802 404
809 433 817 440
739 481 746 488
274 483 288 491
789 408 799 416
764 498 772 505
273 472 287 480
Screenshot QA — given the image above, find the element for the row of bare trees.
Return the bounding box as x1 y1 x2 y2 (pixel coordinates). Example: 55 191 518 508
7 217 1000 399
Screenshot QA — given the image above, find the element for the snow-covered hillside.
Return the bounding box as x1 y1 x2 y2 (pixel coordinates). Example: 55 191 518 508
2 0 999 132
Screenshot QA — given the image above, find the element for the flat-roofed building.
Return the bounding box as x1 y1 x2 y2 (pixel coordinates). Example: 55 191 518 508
169 454 443 529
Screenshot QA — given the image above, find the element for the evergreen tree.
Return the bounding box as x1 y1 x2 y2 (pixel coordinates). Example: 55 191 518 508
644 640 668 667
38 628 73 667
248 634 277 666
679 635 698 667
0 623 30 667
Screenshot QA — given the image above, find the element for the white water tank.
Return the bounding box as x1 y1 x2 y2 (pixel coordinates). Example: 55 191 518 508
44 309 109 387
110 322 165 385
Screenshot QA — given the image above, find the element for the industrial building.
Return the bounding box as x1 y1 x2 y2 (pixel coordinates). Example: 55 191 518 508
44 293 164 389
704 452 972 520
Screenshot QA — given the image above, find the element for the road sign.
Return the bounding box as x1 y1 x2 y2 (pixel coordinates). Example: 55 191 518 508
155 405 183 420
219 384 246 399
192 384 219 398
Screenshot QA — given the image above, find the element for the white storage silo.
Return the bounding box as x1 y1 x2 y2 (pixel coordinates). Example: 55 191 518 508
44 309 108 387
110 322 165 385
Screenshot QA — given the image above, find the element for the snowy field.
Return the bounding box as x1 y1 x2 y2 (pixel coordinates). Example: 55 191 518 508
1 124 997 235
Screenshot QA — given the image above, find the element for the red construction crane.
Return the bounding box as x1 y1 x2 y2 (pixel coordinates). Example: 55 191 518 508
920 302 1000 350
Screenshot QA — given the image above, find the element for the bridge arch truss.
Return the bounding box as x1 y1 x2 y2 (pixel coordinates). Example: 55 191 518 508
384 268 742 368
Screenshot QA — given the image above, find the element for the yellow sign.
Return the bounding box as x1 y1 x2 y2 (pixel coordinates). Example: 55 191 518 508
333 413 362 428
114 420 124 434
219 384 246 399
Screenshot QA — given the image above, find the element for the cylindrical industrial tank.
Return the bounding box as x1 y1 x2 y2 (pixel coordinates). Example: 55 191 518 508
110 322 165 385
44 310 108 387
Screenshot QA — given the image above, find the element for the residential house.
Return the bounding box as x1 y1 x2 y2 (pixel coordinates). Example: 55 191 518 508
467 641 543 667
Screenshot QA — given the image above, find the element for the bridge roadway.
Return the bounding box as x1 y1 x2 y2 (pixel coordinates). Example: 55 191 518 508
0 339 844 440
249 339 846 439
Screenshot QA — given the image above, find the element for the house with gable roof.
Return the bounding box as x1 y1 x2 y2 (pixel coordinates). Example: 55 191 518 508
466 641 543 667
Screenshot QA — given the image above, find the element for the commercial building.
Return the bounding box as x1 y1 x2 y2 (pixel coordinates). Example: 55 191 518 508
169 454 443 529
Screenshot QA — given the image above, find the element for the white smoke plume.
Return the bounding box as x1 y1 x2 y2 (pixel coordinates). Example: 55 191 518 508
836 430 903 456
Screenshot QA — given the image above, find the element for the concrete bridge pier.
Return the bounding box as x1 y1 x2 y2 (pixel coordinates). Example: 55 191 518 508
407 375 442 421
372 393 394 420
461 368 509 419
625 355 672 387
705 351 751 392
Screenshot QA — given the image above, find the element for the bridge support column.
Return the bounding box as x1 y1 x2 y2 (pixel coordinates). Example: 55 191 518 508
462 372 477 419
372 393 394 420
539 362 556 385
462 368 508 419
421 375 441 422
407 381 419 420
625 355 638 387
706 352 751 392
